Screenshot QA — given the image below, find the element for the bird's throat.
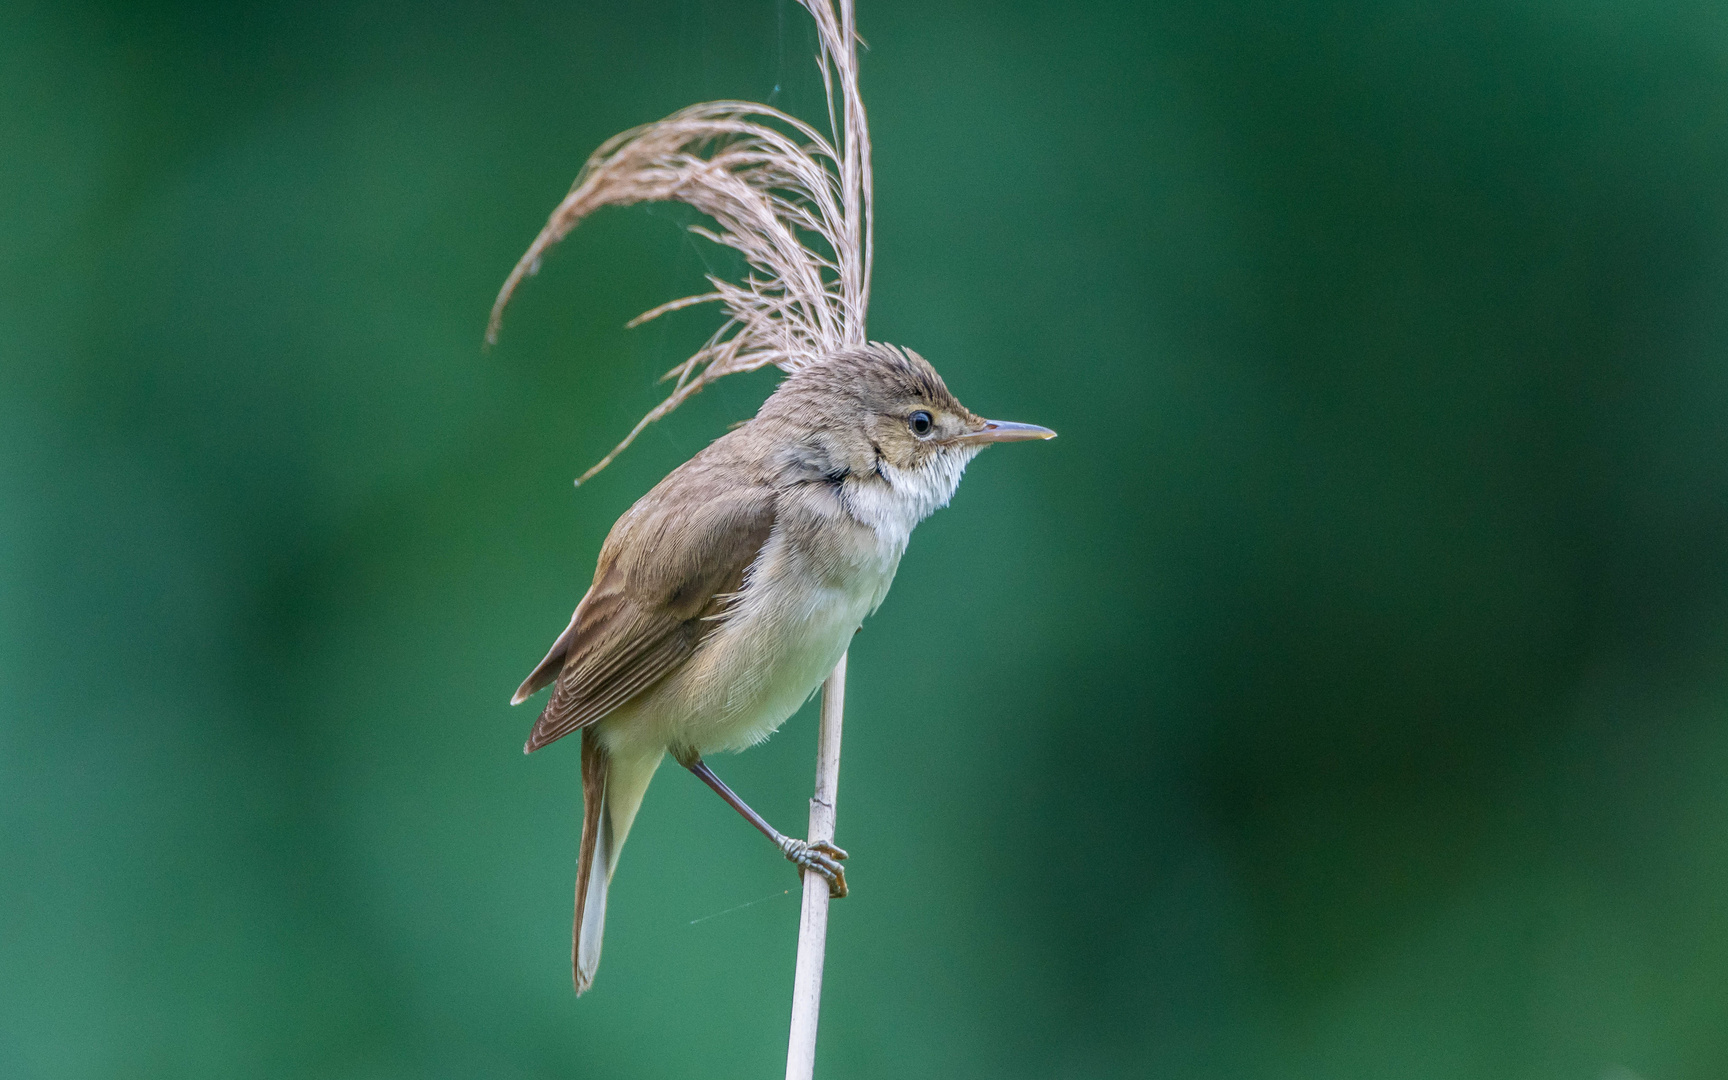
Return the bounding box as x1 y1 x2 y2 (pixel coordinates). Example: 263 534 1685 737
839 447 979 552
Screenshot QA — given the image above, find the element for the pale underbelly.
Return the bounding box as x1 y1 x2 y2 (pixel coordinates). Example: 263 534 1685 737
595 570 885 760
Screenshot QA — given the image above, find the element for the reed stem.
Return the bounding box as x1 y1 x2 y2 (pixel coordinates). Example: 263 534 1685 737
785 651 846 1080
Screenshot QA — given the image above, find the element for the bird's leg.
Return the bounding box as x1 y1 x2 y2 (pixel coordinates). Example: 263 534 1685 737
685 758 848 898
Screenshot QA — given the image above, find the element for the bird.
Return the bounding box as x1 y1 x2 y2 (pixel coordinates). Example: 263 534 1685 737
510 342 1053 994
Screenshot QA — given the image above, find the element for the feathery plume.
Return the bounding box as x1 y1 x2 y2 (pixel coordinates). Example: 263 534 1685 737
488 0 872 485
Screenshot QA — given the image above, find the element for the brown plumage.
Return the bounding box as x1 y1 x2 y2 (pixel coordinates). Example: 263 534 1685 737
511 345 1052 993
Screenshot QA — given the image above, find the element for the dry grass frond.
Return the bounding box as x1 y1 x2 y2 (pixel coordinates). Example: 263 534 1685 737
489 0 872 485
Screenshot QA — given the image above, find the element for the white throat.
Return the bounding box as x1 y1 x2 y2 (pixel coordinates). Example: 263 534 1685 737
843 446 981 552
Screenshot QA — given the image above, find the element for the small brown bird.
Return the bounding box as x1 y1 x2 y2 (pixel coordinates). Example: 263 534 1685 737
512 343 1052 993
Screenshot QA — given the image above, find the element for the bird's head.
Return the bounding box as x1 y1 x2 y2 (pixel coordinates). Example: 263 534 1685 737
758 344 1054 522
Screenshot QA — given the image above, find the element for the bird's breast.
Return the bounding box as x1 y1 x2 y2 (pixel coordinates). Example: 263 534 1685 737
601 507 901 759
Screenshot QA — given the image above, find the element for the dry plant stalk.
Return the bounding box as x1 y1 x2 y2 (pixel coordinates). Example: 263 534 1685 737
787 653 847 1080
488 2 871 1075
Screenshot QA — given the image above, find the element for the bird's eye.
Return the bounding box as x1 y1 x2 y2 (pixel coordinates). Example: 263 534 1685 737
909 411 933 436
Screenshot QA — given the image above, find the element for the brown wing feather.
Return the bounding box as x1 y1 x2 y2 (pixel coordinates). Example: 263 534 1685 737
513 615 581 704
517 476 775 752
530 631 691 750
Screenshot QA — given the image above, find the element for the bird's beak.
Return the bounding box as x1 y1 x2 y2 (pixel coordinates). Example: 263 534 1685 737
953 419 1058 445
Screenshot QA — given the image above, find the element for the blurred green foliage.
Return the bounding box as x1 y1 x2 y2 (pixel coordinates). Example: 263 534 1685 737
7 1 1728 1077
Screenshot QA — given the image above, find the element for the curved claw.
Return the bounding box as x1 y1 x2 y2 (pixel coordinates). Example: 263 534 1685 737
781 837 849 898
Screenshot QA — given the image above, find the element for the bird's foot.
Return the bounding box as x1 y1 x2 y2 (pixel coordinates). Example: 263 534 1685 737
780 837 848 898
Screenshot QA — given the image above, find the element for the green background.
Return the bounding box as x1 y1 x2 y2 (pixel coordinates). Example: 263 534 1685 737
6 1 1728 1077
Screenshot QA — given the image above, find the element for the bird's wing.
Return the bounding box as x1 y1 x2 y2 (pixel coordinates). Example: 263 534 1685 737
516 477 776 752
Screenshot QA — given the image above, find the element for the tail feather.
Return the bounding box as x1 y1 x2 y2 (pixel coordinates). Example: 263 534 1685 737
573 731 610 995
571 732 663 995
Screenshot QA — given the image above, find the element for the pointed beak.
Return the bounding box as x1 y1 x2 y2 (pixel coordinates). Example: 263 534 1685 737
952 419 1058 445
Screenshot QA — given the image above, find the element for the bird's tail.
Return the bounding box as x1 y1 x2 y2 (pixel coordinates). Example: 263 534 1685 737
573 732 662 995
